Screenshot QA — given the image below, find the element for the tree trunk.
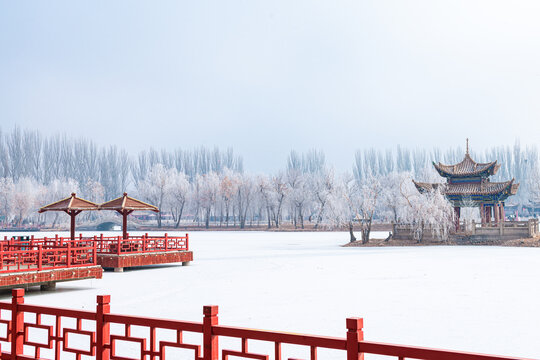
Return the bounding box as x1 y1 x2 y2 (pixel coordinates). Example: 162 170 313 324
174 203 185 228
349 223 356 242
205 207 210 229
361 229 370 244
52 213 59 228
299 205 304 229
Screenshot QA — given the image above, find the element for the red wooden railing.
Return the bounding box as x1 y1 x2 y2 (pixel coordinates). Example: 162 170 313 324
92 233 189 255
2 233 189 255
0 241 97 273
0 289 535 360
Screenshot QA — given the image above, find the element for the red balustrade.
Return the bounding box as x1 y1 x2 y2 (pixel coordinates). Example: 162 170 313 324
0 241 97 273
93 233 189 255
2 233 189 255
0 289 534 360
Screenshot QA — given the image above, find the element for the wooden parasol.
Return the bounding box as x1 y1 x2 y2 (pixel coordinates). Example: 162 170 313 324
99 193 159 239
39 193 99 240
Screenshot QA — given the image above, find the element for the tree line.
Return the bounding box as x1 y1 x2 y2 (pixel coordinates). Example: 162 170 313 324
0 127 538 242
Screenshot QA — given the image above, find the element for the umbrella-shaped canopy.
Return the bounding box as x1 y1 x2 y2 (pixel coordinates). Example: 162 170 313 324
99 193 159 239
39 193 99 239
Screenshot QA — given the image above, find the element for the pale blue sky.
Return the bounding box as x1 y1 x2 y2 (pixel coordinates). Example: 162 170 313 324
1 1 540 172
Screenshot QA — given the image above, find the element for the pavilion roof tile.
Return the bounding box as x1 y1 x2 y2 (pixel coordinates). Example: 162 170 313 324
99 193 159 212
413 180 519 196
434 154 499 177
39 193 98 213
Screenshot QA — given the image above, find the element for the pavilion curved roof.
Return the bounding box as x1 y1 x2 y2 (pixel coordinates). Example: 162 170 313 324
99 193 159 213
413 179 519 196
39 193 99 213
433 154 500 178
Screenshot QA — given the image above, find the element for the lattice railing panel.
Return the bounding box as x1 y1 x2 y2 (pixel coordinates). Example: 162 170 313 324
0 290 534 360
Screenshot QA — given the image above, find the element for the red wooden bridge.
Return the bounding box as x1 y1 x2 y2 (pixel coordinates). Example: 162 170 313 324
0 289 534 360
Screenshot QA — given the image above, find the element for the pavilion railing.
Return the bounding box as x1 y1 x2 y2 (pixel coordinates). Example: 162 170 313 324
0 241 97 273
0 289 534 360
457 219 539 237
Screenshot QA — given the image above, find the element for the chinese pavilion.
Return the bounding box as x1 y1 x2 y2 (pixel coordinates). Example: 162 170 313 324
413 140 519 227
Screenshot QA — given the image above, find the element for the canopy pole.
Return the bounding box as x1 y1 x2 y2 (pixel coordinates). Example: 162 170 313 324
123 211 128 239
70 212 76 240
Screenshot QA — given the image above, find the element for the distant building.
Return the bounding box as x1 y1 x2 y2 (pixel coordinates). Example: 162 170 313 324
413 140 519 226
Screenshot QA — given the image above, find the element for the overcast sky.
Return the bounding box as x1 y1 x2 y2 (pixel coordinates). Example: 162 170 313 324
1 1 540 172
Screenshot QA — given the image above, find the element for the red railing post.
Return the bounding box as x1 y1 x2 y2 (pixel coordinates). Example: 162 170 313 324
346 317 364 360
117 236 121 255
96 295 111 360
164 233 168 251
11 288 25 359
67 242 72 268
186 233 189 251
38 245 43 271
93 240 97 265
203 305 219 360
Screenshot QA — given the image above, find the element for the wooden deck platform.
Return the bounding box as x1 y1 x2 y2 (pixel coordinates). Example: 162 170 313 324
0 265 103 290
97 250 193 272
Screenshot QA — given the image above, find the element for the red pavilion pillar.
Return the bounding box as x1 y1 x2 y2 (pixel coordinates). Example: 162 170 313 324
485 205 492 226
454 207 460 231
494 203 500 225
480 204 485 226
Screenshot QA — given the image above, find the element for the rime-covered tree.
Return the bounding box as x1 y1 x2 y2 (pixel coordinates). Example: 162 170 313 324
137 164 172 227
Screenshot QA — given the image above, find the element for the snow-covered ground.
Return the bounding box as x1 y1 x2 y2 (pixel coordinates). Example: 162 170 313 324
1 230 539 359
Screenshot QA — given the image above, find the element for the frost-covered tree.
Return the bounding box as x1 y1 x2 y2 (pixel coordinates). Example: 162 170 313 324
43 178 80 227
235 174 255 229
379 172 412 224
219 169 239 227
256 175 274 229
527 164 540 205
0 178 15 225
400 180 454 242
286 168 310 229
137 164 173 227
311 169 335 229
12 178 40 226
197 172 220 229
168 170 191 228
356 174 381 244
325 173 358 242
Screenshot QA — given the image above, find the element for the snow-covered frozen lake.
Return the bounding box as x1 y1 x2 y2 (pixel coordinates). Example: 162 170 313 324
1 230 539 359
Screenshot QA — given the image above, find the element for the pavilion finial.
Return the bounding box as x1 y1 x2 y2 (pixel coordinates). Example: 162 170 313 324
466 138 469 155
